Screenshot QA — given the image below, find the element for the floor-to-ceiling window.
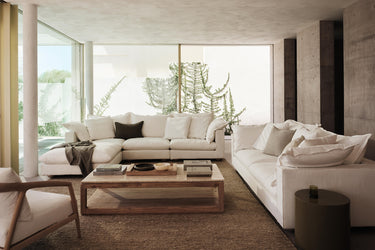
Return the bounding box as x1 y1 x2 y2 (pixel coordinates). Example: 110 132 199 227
93 44 271 134
18 12 82 172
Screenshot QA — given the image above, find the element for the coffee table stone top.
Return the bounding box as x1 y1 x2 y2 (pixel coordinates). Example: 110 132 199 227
82 163 224 184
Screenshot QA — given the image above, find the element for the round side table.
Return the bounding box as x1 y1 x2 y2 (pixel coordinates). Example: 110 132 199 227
295 189 350 250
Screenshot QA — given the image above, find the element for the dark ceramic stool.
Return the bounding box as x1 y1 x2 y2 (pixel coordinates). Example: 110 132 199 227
295 189 350 250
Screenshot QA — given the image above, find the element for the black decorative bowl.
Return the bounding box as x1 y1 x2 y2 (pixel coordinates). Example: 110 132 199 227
134 163 155 171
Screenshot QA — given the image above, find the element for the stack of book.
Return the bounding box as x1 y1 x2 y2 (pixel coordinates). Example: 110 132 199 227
93 164 126 176
183 160 213 177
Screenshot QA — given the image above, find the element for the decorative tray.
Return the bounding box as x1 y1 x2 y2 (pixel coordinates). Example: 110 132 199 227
125 163 177 176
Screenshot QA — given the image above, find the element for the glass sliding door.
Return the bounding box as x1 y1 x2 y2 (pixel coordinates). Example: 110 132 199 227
18 12 82 172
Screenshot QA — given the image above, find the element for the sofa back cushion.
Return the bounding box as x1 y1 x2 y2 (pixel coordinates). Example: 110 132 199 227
114 121 144 140
263 126 296 156
85 117 115 140
111 112 132 128
62 122 90 141
206 118 227 143
131 113 169 137
0 168 33 223
299 134 337 147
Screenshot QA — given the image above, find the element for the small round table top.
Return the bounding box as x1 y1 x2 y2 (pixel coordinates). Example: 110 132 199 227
295 189 350 206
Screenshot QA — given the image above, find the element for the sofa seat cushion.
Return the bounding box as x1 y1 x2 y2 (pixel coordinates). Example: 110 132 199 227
39 142 122 164
170 139 216 151
0 190 72 247
248 161 277 195
123 138 170 150
235 149 277 168
94 138 125 146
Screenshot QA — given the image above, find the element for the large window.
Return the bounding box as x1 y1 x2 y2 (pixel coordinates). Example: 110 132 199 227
93 45 271 129
18 12 82 171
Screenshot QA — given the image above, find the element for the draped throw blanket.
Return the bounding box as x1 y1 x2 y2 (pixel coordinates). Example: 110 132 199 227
52 141 96 177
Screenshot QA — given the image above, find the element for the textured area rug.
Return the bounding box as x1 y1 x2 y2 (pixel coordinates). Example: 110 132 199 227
25 160 295 249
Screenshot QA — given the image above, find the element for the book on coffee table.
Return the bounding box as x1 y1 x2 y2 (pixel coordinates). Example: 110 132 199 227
93 165 127 176
186 166 212 177
96 164 122 172
183 160 212 170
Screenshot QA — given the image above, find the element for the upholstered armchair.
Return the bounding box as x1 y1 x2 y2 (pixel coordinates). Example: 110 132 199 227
0 168 81 250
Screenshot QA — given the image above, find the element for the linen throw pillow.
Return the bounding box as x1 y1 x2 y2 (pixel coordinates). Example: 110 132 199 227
232 124 266 152
173 113 213 139
164 116 191 139
114 121 144 140
0 168 33 223
206 118 228 143
282 135 305 154
278 144 354 168
263 126 296 156
62 122 90 141
299 134 337 147
85 117 115 140
336 133 372 164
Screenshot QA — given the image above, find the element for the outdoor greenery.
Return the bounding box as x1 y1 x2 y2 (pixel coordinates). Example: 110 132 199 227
38 69 71 83
143 62 245 134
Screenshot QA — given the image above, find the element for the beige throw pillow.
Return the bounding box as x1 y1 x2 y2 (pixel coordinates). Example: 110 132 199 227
282 135 305 154
263 126 296 156
299 134 337 147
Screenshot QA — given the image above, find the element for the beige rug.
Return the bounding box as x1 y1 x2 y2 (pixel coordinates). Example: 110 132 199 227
25 160 295 250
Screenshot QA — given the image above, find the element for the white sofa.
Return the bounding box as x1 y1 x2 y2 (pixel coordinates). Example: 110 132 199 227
39 112 225 176
231 120 375 229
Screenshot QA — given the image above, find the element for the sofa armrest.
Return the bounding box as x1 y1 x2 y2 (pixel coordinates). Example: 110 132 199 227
276 162 375 228
65 130 78 143
214 129 225 157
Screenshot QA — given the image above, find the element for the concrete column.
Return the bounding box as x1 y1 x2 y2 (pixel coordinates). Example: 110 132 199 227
22 4 38 177
84 41 93 115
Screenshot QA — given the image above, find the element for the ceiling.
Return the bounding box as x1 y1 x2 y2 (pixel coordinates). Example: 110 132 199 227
7 0 356 44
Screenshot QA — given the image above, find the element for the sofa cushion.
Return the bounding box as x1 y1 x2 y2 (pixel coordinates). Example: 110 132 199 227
164 117 191 139
131 113 169 137
174 113 213 139
0 168 32 223
39 142 122 164
337 133 372 164
170 139 216 151
278 144 355 168
111 112 131 126
123 138 170 150
263 126 295 156
206 118 227 143
253 122 290 150
62 122 90 141
235 149 277 168
248 161 277 192
114 121 143 140
232 124 266 152
0 190 73 247
282 135 305 154
93 138 125 146
85 117 115 140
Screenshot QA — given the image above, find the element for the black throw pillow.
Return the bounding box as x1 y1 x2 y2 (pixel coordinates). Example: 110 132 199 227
114 121 144 140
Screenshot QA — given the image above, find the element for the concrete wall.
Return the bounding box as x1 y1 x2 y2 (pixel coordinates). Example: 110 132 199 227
344 0 375 158
297 23 321 125
273 39 296 123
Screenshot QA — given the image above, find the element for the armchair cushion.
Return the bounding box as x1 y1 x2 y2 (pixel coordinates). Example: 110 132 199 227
0 168 32 222
0 190 72 247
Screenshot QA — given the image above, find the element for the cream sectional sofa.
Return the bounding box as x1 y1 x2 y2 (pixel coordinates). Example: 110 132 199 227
39 112 225 176
231 120 375 229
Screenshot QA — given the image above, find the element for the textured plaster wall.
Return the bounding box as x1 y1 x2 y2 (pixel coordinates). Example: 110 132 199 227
297 23 321 124
344 0 375 158
273 41 285 123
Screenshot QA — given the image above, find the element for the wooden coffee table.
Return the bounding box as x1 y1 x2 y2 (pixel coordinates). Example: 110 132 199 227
80 164 224 215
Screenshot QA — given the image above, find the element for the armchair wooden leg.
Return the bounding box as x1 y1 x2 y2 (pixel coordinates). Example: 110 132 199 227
74 215 81 238
68 184 81 238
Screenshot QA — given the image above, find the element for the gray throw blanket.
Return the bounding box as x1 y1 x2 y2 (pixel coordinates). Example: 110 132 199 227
52 141 96 177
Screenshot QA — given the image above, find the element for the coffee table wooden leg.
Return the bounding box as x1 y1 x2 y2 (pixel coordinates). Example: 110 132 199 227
218 182 224 212
80 184 88 215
